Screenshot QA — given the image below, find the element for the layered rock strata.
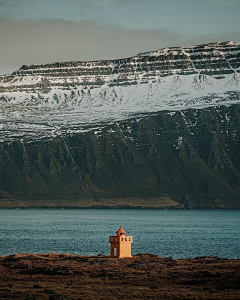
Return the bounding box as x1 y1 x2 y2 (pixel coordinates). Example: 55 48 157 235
1 41 240 93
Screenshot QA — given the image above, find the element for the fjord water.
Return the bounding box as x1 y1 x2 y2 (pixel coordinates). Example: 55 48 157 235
0 209 239 259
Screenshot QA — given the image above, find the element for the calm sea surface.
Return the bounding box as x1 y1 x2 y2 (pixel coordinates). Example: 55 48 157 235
0 209 239 259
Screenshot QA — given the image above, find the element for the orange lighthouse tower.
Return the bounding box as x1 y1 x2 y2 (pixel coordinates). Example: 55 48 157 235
109 226 133 258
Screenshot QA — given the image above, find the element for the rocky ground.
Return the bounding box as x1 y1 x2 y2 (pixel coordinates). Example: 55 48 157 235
0 253 239 300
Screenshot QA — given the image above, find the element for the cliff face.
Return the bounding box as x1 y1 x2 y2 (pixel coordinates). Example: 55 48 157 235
1 104 240 208
1 41 240 92
0 41 240 208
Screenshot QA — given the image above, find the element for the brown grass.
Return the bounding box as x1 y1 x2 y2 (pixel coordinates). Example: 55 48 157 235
0 253 240 299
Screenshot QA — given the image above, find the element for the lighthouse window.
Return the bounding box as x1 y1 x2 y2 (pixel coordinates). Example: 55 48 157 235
129 237 131 241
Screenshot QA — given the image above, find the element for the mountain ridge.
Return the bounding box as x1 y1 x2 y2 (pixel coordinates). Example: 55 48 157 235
11 40 240 73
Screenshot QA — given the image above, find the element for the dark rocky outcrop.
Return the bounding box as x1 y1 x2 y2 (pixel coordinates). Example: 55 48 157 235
49 295 70 300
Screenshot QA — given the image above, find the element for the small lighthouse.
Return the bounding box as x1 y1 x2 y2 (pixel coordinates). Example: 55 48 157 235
109 225 133 258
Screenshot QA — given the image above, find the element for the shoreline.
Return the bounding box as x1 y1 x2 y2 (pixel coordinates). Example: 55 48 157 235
0 207 239 210
1 196 239 210
0 205 238 210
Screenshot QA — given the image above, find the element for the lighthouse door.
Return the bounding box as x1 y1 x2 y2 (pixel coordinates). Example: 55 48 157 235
114 248 117 256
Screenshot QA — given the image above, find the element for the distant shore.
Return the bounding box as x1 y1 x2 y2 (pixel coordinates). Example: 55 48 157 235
1 195 239 209
0 253 240 300
0 206 185 209
0 197 184 210
0 206 237 210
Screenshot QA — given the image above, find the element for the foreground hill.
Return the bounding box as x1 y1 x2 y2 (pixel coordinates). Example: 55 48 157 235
0 253 239 300
0 41 240 208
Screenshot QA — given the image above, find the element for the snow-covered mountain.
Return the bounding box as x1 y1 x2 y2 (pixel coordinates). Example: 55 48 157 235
0 41 240 142
1 41 240 208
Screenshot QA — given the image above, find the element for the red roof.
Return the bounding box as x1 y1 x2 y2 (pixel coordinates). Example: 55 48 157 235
116 225 126 234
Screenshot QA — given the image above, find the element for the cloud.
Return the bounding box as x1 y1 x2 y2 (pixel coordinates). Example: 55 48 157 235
0 0 103 22
0 0 17 6
197 0 240 7
0 17 240 75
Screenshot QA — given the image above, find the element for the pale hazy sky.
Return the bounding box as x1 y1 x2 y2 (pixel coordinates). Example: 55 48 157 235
0 0 240 75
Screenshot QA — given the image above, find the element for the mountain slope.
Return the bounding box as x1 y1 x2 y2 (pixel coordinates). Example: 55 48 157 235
0 41 239 142
0 41 240 208
1 104 240 208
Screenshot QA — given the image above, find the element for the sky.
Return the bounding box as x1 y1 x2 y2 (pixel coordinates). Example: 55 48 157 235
0 0 240 75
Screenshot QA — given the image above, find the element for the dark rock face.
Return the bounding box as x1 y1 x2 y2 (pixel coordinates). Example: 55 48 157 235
1 104 240 209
